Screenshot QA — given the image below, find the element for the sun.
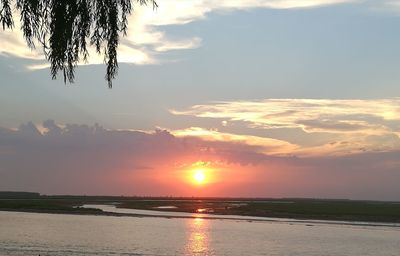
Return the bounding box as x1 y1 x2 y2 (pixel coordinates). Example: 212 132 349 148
193 169 206 184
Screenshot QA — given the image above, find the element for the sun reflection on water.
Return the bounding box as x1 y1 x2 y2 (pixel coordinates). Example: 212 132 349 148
185 217 212 255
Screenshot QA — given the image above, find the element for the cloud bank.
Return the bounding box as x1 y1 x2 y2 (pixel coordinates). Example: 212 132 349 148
0 120 399 199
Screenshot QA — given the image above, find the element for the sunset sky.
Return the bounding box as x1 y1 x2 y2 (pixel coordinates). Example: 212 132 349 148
0 0 399 200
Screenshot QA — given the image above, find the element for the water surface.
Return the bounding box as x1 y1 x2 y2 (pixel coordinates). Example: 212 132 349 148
1 210 399 255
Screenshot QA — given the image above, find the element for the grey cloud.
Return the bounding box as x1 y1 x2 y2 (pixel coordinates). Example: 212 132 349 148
0 121 282 194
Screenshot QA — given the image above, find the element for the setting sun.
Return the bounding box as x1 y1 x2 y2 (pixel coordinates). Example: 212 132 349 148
193 169 206 184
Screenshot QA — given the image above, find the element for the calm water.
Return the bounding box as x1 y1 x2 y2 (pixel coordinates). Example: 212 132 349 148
1 210 400 256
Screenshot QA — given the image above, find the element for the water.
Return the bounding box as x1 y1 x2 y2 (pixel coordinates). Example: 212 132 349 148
1 210 400 256
83 204 400 227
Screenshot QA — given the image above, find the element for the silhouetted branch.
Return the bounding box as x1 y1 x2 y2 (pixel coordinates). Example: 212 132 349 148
0 0 157 87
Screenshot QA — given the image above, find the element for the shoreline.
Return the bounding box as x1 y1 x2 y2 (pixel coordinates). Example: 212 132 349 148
1 196 400 225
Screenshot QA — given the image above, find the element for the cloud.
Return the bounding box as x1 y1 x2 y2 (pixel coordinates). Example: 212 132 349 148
0 120 399 199
172 98 400 155
0 0 357 67
155 37 202 52
0 120 296 195
172 126 298 155
381 0 400 10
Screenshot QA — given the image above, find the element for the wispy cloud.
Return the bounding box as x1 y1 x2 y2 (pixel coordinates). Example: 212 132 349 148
172 126 298 155
0 0 357 67
171 98 400 156
155 37 202 52
172 98 400 131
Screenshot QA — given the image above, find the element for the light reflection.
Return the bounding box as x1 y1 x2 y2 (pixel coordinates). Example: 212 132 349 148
185 217 212 255
197 208 214 213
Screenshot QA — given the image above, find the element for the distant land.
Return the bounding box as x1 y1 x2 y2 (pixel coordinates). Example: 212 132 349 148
1 192 400 223
0 191 40 198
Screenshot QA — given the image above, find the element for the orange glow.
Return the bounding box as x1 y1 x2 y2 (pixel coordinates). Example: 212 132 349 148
193 169 206 184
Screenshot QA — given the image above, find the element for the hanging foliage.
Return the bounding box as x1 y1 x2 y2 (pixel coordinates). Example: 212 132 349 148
0 0 157 87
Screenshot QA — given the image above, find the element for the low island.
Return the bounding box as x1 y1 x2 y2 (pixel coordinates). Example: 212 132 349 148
1 192 399 223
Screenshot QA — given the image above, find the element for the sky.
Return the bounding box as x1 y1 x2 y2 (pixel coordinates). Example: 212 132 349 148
0 0 399 200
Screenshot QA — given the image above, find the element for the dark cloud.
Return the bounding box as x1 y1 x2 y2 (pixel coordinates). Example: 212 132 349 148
0 121 275 194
